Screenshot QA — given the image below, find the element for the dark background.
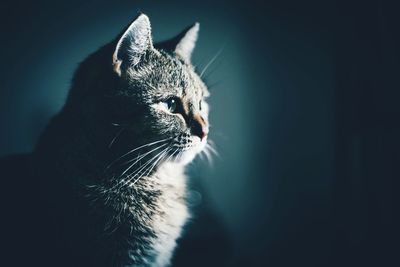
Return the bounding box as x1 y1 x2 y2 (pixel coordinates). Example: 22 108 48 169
0 0 399 266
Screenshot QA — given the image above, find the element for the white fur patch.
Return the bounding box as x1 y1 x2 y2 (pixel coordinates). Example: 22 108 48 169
146 163 189 266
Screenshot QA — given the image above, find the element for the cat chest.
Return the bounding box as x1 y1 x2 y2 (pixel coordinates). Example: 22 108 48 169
149 189 189 266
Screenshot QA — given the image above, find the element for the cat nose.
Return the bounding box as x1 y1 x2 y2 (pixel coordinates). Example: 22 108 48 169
190 114 208 140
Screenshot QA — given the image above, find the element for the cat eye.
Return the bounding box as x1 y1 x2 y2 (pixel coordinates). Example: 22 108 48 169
165 97 178 113
199 100 202 110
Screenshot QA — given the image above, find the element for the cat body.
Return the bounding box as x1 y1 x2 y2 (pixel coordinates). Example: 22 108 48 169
0 14 210 267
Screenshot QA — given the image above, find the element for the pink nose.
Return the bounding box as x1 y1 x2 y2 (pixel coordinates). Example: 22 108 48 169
199 127 209 140
191 114 208 140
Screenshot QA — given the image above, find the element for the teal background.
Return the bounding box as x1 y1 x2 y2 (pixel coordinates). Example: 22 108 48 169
0 0 399 266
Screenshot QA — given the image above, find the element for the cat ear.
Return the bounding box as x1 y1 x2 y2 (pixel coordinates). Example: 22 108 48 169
113 14 154 76
174 23 199 63
156 23 199 63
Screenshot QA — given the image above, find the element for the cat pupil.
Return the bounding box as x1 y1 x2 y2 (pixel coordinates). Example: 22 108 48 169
167 98 177 112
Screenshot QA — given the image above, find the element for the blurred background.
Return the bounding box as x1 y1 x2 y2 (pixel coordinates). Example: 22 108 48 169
0 0 399 266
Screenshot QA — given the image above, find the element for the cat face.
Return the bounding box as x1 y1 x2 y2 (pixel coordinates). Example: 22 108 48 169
110 14 210 165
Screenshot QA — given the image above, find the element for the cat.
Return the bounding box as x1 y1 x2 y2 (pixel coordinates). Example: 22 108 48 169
0 13 211 267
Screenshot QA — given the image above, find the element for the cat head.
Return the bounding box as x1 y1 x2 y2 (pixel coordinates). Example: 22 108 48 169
69 14 210 170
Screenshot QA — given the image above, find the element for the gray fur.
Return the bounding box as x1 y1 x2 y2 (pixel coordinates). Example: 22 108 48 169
32 14 210 267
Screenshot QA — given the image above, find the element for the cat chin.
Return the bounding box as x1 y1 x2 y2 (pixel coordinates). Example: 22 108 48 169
174 140 207 165
176 150 197 165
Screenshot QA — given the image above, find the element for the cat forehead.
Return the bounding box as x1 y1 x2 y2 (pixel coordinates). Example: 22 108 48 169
126 51 209 98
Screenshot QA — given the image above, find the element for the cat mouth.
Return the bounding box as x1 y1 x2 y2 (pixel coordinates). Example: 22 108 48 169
167 138 207 164
173 136 206 152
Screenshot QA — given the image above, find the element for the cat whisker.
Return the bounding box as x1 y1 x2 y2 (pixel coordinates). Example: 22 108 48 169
138 147 171 184
207 140 219 158
120 142 168 176
106 137 172 170
122 147 169 188
108 126 126 148
127 146 175 188
200 140 218 167
200 46 225 78
165 147 179 163
203 145 213 166
198 152 205 161
108 143 168 191
175 149 184 162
